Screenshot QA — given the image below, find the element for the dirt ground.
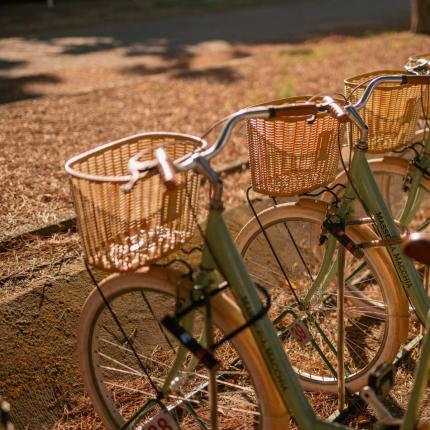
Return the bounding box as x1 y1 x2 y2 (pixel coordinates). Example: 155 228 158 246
2 32 430 241
1 3 430 429
2 31 430 301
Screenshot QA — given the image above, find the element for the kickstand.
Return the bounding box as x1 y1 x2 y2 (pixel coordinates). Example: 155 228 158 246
337 246 346 411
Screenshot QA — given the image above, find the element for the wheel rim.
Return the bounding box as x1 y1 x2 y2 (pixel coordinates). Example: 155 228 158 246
240 215 390 387
86 286 263 429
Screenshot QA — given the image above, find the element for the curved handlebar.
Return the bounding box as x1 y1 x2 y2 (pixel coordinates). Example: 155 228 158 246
126 70 430 189
352 76 405 110
268 103 318 118
353 74 430 111
186 100 349 171
125 100 349 190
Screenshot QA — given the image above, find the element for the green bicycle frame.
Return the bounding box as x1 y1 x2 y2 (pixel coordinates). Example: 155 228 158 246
399 135 430 229
344 148 430 324
125 202 350 430
191 196 430 430
122 104 430 430
200 206 349 429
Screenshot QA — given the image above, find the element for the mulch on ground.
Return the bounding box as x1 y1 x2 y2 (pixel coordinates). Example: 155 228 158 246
2 30 430 298
2 30 430 429
1 32 429 239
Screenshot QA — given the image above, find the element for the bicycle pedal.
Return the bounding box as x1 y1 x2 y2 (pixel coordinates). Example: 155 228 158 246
368 363 395 398
162 315 220 370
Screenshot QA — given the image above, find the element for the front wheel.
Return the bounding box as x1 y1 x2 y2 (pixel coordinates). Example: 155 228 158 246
78 269 289 430
235 199 409 394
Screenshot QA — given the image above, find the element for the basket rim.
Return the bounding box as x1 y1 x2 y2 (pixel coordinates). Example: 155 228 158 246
65 131 207 183
344 69 411 87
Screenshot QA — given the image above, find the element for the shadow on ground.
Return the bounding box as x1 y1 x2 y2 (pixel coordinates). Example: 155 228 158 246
0 0 410 103
0 73 62 103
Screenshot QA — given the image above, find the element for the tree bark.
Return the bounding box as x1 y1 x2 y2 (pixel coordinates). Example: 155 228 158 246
411 0 430 34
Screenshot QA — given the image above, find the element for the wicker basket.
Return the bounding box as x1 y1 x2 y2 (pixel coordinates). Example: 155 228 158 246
65 132 206 272
247 96 344 197
345 70 421 153
407 53 430 119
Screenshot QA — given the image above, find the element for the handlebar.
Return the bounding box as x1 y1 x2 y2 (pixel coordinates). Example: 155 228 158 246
125 72 430 190
268 103 318 118
125 99 348 190
402 74 430 85
352 74 430 110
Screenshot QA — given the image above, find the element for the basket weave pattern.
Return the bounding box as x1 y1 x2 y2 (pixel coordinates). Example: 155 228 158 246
345 70 421 153
247 97 343 197
418 85 430 119
67 133 203 272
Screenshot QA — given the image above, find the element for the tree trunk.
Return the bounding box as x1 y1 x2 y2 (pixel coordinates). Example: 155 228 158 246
411 0 430 33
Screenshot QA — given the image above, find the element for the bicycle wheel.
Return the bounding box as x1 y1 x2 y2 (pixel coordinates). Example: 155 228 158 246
78 270 289 430
235 199 409 394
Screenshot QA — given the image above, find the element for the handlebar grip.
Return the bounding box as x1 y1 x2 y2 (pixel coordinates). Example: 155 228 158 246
268 103 318 118
322 96 350 123
155 148 177 190
402 75 430 85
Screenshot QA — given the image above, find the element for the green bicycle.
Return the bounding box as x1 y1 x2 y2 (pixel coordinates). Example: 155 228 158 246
236 71 430 393
66 77 430 429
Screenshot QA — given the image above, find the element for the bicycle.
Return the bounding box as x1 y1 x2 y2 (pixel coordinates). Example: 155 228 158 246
66 79 430 429
235 72 430 394
324 55 430 232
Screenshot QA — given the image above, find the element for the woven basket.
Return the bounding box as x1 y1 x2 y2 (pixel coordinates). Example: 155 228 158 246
345 70 421 153
65 132 206 272
247 96 344 197
407 53 430 119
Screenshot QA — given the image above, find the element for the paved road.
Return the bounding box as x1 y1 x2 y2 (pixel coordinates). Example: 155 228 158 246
38 0 410 45
0 0 410 102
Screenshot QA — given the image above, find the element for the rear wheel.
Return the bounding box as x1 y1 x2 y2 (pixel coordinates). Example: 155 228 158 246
236 200 408 393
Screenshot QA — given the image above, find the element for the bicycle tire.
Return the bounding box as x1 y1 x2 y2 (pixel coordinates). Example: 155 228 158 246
78 269 289 430
235 199 409 394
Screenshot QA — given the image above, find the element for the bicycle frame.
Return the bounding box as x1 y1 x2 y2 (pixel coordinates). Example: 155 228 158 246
342 148 430 324
120 199 352 430
399 134 430 229
235 113 430 428
124 192 430 430
117 87 430 429
202 96 430 428
192 204 351 429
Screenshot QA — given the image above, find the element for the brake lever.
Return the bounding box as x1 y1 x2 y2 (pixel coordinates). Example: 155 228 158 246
405 59 430 75
122 156 157 193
